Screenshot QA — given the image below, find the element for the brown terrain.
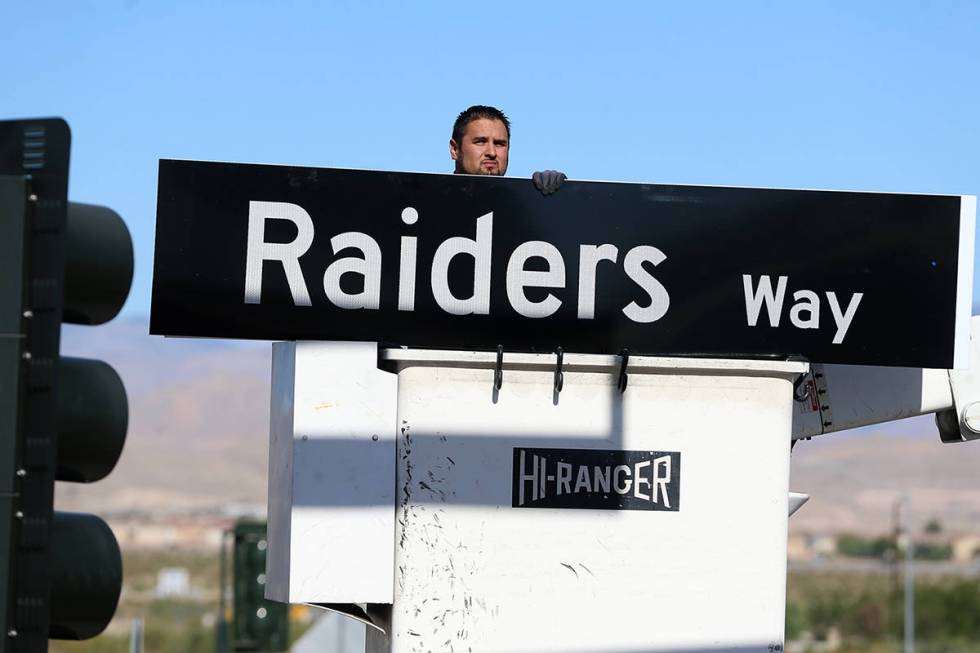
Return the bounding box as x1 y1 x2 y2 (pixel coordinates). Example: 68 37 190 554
55 318 980 535
56 319 271 515
790 421 980 534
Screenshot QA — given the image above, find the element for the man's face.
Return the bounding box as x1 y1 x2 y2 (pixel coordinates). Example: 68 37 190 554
450 118 509 176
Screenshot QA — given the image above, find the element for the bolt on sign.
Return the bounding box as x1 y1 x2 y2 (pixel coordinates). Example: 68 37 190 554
151 160 975 368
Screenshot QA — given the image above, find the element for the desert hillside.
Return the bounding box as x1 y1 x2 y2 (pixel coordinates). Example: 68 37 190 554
55 319 980 535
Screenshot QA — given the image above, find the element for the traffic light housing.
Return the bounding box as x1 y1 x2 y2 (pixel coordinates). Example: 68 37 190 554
231 520 289 652
0 118 132 650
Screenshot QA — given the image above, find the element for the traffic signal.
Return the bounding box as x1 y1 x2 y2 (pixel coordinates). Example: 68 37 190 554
231 520 289 652
0 118 132 651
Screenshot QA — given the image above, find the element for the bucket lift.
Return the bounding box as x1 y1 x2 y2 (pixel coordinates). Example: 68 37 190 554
264 319 980 652
145 158 978 652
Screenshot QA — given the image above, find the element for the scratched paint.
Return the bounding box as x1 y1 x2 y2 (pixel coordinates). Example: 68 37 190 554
382 355 797 652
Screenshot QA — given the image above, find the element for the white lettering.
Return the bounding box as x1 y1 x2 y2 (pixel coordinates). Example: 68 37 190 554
826 291 863 344
506 241 566 318
556 462 572 495
244 201 314 306
431 212 493 315
613 464 632 495
577 244 618 319
574 465 592 493
633 460 651 501
519 451 538 505
622 246 670 323
540 456 547 500
322 232 382 310
594 466 611 493
397 206 419 311
398 235 417 311
652 455 672 508
789 289 820 329
743 274 787 327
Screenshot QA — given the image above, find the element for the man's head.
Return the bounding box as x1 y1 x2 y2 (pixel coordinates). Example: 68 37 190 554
450 105 510 176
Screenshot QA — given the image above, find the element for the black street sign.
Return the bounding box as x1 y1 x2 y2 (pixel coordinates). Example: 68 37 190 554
151 159 974 368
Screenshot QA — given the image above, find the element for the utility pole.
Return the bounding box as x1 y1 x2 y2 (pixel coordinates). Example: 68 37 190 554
216 529 230 653
900 495 915 653
891 498 901 637
128 618 143 653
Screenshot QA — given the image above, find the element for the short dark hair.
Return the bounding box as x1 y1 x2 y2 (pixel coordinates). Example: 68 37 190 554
452 105 511 144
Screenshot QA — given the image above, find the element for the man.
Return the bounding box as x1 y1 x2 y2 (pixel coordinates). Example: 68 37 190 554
449 105 566 195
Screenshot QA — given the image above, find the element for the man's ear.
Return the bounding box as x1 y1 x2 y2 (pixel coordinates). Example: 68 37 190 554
449 138 459 161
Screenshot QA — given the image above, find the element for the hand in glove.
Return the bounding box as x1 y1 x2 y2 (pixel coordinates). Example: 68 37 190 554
532 170 567 196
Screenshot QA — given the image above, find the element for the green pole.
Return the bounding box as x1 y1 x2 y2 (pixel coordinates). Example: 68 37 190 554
216 529 230 653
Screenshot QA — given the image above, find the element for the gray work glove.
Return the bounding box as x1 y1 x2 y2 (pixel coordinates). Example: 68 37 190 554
532 170 567 196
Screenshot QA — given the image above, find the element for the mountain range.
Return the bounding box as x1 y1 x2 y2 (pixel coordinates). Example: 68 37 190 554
54 318 980 535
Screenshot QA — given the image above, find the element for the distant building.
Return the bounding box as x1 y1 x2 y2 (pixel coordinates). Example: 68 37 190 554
787 532 841 562
787 533 815 562
951 534 980 562
156 567 190 598
107 515 230 551
812 534 838 558
219 502 266 519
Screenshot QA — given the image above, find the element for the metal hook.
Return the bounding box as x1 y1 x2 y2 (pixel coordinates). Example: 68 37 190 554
617 349 629 393
793 373 810 403
494 345 503 391
554 347 564 393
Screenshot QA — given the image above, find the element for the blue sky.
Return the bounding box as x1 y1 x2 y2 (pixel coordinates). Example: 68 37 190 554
3 1 979 318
